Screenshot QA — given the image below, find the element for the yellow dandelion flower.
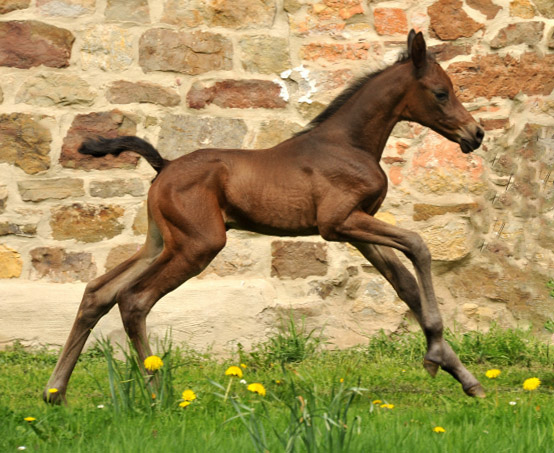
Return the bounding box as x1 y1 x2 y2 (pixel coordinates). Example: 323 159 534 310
372 399 382 405
247 382 266 396
182 389 197 401
179 401 191 408
48 388 59 394
151 393 156 399
523 377 541 391
340 378 344 383
225 366 243 378
433 426 446 433
380 403 394 409
486 369 501 379
144 355 163 371
240 363 247 369
24 417 36 422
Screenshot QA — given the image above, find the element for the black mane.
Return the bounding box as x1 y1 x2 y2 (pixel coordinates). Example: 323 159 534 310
296 51 414 136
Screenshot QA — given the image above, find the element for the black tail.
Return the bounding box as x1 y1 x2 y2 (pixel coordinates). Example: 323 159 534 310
78 136 167 173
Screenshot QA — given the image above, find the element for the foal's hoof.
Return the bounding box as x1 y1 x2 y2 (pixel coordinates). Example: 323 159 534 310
43 389 65 405
423 359 439 378
464 383 486 398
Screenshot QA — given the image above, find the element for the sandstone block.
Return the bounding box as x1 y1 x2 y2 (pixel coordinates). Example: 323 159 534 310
0 0 30 14
413 203 478 221
90 178 144 198
157 115 247 159
81 25 134 71
429 43 472 62
373 8 408 36
289 0 364 36
0 244 22 278
18 178 85 202
449 53 554 101
60 110 138 170
420 219 473 261
161 0 206 27
0 186 7 214
16 73 95 107
0 221 37 237
0 113 51 175
50 203 125 242
271 240 328 279
0 21 74 69
428 0 483 40
206 0 276 29
466 0 502 19
239 35 290 74
409 131 486 195
105 0 149 23
105 243 141 272
37 0 95 17
509 0 536 18
139 29 232 75
132 202 147 235
254 120 303 149
548 27 554 49
533 0 554 18
490 22 545 48
106 81 180 106
187 80 287 110
30 247 96 282
300 42 377 63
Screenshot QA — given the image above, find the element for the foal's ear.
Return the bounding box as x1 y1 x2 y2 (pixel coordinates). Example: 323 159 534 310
407 29 427 73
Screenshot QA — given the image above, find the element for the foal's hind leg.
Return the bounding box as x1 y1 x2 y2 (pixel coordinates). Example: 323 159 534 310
116 200 227 367
43 243 161 404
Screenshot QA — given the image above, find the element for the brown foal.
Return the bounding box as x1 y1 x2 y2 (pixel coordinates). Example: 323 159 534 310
44 30 486 403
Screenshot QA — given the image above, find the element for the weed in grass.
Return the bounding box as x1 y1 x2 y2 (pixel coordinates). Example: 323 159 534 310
238 312 326 367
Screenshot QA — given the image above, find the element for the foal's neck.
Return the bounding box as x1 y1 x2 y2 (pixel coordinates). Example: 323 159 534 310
338 62 412 161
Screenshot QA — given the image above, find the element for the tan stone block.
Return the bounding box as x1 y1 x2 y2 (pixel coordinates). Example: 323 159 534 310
509 0 536 18
16 73 95 107
37 0 95 17
106 81 180 107
271 240 328 279
419 219 473 261
105 0 149 23
50 203 125 242
139 29 232 75
239 35 291 74
254 120 303 149
0 113 51 175
0 0 30 14
373 8 408 36
18 178 85 202
105 243 141 273
81 25 134 71
0 244 22 278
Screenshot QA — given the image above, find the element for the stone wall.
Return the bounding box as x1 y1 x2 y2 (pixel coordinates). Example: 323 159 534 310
0 0 552 353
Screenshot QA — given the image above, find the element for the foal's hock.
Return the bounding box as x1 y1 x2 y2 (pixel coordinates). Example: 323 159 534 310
44 30 486 404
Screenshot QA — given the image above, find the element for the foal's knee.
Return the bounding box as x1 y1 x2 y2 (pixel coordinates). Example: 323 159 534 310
405 232 431 266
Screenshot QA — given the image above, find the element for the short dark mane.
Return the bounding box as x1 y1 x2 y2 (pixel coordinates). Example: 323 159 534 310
296 51 416 136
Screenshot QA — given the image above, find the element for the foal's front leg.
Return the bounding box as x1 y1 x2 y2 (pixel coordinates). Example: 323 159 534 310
326 211 484 397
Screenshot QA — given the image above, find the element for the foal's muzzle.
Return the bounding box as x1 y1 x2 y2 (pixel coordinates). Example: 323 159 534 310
459 125 484 154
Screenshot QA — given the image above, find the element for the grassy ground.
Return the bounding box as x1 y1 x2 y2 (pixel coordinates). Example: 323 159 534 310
1 323 553 452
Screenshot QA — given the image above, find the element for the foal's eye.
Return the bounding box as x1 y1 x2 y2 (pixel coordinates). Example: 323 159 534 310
434 91 449 102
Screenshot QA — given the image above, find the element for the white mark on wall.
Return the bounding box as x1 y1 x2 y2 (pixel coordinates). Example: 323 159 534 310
279 65 319 104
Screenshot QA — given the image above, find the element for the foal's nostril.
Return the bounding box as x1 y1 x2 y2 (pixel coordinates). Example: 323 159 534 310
475 127 485 143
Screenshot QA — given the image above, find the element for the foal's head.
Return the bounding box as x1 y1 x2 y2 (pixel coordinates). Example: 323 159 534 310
401 30 484 154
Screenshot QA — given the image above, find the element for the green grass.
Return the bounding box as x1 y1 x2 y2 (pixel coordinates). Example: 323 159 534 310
1 323 554 452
